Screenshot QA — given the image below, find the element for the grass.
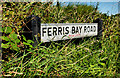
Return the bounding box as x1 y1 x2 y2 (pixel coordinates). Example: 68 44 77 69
1 2 120 77
2 33 120 77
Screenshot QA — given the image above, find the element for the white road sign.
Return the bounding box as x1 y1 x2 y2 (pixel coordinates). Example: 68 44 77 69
41 23 98 42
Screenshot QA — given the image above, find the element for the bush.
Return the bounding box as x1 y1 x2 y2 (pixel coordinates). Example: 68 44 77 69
2 2 120 77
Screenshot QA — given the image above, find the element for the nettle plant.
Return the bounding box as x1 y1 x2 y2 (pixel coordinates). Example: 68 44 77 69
2 26 20 51
2 2 35 53
2 26 34 52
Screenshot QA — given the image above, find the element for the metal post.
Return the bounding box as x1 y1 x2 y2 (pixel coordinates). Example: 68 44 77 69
93 18 103 37
24 15 41 46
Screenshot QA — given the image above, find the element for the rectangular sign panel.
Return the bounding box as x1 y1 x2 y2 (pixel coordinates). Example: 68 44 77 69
41 23 98 42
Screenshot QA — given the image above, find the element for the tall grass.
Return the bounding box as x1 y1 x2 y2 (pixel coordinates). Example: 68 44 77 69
2 2 120 77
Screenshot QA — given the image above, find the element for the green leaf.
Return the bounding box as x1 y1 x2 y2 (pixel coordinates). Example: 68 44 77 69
2 27 5 32
22 35 26 41
0 26 2 32
4 26 12 34
1 36 10 41
1 43 10 48
15 39 20 43
23 42 30 45
27 40 34 44
23 41 33 48
29 45 33 48
11 43 20 51
9 32 17 40
99 62 105 67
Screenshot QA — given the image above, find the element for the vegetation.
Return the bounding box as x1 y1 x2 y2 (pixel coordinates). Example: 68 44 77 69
1 2 120 77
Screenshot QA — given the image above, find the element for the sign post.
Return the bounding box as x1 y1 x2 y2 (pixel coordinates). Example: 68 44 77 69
23 15 102 44
93 18 103 36
23 15 41 46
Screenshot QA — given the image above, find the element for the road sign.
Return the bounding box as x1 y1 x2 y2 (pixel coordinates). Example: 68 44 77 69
41 23 98 42
23 15 102 44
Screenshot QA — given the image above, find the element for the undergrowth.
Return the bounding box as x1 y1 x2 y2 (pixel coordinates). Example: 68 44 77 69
1 2 120 77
